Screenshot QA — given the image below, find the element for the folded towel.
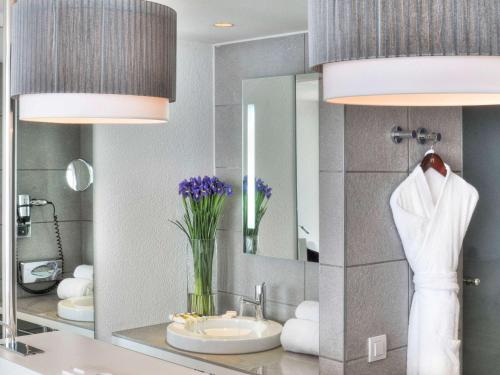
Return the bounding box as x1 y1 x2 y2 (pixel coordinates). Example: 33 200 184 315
280 318 319 356
295 300 319 323
73 265 93 280
57 278 93 300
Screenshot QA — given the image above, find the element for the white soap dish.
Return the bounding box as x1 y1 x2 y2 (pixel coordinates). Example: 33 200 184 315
58 296 94 322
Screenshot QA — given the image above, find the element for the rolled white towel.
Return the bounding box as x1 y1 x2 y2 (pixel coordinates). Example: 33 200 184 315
280 318 319 356
295 300 319 323
73 265 93 280
57 278 93 300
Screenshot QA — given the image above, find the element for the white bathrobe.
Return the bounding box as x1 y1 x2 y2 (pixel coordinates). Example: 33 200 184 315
390 164 478 375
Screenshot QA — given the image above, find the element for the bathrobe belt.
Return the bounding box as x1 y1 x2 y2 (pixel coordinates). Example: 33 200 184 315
413 272 459 292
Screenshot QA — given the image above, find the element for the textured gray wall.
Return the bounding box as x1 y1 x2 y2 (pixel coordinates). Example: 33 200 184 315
320 106 463 374
93 40 213 342
214 34 319 323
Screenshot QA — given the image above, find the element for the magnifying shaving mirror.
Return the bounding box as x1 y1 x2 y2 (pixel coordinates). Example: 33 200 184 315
66 158 94 192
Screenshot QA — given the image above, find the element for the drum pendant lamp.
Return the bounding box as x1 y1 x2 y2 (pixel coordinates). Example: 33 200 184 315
11 0 177 124
308 1 500 106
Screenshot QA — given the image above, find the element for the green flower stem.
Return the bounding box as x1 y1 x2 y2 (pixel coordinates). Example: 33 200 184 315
189 239 215 315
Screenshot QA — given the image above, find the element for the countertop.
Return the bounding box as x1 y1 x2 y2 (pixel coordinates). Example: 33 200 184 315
16 295 94 335
113 323 319 375
0 331 198 375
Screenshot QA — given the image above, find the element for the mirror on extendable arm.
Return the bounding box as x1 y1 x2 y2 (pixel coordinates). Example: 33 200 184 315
66 159 94 192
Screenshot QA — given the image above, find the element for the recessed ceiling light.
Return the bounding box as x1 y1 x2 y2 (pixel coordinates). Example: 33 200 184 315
213 22 234 28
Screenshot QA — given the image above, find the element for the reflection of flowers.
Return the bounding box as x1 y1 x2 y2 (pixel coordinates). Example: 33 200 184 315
243 177 272 254
172 176 232 315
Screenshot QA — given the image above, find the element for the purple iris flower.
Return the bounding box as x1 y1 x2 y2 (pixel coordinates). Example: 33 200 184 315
178 176 233 201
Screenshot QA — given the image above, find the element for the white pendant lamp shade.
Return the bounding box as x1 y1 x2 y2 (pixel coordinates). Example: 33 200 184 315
11 0 176 124
18 94 169 124
309 1 500 106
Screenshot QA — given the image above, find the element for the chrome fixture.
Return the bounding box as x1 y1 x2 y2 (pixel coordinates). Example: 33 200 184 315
17 194 51 238
1 0 30 352
391 126 442 145
390 127 417 144
464 277 481 287
239 283 266 320
17 194 31 237
0 322 44 356
416 128 442 145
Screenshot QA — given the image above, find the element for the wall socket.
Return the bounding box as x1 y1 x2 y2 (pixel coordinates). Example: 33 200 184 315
368 334 387 363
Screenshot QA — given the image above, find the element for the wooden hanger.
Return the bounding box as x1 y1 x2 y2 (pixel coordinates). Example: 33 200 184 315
421 148 447 177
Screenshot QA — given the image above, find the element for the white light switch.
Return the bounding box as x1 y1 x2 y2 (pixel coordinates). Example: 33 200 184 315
368 334 387 363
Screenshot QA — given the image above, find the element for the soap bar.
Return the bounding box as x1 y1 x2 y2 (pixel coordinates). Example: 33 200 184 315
169 312 201 324
222 310 237 318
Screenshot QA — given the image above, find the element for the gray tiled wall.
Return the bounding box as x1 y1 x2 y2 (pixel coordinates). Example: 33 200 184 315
13 123 94 296
214 34 316 322
319 99 345 373
215 34 463 375
332 106 463 374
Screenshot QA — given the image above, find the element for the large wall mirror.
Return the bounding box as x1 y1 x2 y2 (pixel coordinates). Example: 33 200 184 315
242 73 320 262
15 123 95 338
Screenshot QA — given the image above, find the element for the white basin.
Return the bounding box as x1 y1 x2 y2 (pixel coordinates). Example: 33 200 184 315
166 317 282 354
57 296 94 322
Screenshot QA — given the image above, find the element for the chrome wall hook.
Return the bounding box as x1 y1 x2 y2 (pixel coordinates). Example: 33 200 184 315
390 126 442 145
416 128 442 145
390 126 416 144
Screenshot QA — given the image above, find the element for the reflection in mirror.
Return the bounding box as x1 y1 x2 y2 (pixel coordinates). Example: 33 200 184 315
15 124 95 338
66 158 94 192
296 74 320 262
242 74 320 261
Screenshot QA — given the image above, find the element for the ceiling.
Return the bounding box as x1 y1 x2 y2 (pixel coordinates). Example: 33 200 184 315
152 0 308 44
0 0 307 47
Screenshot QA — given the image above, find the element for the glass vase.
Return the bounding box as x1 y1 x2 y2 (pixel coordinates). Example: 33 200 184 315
244 233 259 255
186 239 217 316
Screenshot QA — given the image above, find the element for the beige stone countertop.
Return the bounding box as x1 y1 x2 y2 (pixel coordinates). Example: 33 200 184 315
17 294 94 333
113 322 319 375
0 331 198 375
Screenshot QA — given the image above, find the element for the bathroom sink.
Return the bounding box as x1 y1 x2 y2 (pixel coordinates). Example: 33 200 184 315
166 317 282 354
57 296 94 322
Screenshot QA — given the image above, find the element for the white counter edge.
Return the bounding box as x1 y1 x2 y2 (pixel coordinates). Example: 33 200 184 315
112 335 245 375
18 311 94 338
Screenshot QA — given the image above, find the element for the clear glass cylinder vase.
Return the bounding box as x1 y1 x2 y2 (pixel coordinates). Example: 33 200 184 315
186 239 217 316
244 234 259 255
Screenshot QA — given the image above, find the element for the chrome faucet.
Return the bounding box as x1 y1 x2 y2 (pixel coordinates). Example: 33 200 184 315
239 283 266 320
